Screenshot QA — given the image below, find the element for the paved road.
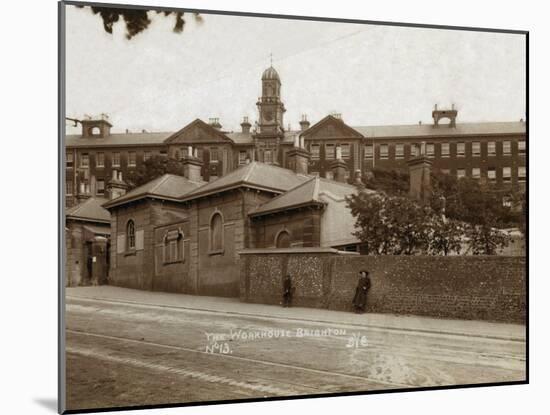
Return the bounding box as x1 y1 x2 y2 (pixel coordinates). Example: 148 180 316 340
65 296 526 411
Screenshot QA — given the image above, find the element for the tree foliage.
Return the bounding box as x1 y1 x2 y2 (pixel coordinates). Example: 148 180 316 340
76 6 203 39
126 156 186 188
465 224 513 255
364 168 410 195
365 168 523 229
347 189 513 256
347 192 433 255
428 216 464 256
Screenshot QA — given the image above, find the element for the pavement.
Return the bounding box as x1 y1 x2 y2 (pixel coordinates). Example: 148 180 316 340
65 286 525 342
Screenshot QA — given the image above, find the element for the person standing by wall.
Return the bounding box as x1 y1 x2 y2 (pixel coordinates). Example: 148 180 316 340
282 274 293 307
352 270 371 313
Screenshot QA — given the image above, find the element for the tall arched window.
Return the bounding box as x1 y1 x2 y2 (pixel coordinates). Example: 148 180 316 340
276 230 291 248
126 220 135 250
210 212 224 253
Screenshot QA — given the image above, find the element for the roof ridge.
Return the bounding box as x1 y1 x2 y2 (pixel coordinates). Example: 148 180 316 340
150 174 173 194
243 162 256 182
253 176 317 208
356 120 525 129
66 201 85 216
125 174 166 196
67 196 100 216
312 176 321 201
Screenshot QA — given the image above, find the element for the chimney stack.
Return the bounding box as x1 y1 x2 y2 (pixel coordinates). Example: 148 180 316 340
432 104 458 128
299 114 310 131
106 169 128 200
286 135 310 175
407 143 432 202
75 180 91 203
330 146 349 183
81 118 112 138
182 146 203 182
208 118 222 130
240 116 251 134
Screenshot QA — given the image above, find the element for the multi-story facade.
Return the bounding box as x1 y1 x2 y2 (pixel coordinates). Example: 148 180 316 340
65 66 526 207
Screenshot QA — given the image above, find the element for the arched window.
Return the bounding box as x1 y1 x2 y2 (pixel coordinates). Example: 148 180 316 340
126 220 135 250
276 230 291 248
210 212 224 253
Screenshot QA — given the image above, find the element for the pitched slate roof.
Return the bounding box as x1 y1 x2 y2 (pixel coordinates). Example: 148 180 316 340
299 115 365 139
226 132 254 144
103 174 204 209
65 132 172 148
66 197 110 223
249 176 362 217
354 121 525 139
180 162 311 201
164 119 234 144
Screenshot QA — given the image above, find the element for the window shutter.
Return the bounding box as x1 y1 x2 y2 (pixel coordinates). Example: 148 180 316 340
135 230 144 250
116 234 125 254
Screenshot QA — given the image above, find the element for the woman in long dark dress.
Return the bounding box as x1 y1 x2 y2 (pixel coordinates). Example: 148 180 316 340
282 274 292 307
352 270 371 313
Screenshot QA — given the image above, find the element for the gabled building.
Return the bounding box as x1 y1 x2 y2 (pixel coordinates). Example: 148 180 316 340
65 196 111 286
103 154 362 297
66 66 526 205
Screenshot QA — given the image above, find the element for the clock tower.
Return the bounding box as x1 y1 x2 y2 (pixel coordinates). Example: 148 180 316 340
257 65 285 135
254 65 286 164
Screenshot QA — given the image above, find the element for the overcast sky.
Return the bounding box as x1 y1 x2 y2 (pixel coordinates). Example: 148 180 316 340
65 5 526 134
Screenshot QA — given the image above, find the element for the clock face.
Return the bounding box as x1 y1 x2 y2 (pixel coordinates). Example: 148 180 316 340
264 111 274 122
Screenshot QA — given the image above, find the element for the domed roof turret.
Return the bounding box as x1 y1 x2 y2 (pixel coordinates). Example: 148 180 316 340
262 66 280 81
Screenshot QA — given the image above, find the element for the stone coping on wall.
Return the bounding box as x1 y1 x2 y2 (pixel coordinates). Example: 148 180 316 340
238 247 359 255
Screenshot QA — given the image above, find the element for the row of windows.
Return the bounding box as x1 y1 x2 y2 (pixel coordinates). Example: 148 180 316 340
66 177 107 196
123 216 292 259
177 147 219 162
123 213 224 257
177 147 251 166
365 140 525 161
67 140 526 171
67 150 158 169
309 143 351 160
443 166 526 181
306 165 525 184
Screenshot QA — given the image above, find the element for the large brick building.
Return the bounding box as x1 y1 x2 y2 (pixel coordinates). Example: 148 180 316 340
65 66 526 208
102 159 365 296
64 66 527 293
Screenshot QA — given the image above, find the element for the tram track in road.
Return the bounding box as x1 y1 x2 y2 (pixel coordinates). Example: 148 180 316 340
66 328 413 390
66 299 526 372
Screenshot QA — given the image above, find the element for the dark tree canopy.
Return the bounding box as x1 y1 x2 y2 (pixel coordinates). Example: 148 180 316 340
346 190 512 256
76 6 202 39
365 167 523 229
364 168 410 195
126 156 187 188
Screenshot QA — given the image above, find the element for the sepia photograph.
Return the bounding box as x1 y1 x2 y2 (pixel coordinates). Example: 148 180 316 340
59 1 527 413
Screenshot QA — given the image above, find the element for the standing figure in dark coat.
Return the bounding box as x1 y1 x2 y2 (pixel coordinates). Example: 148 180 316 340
352 271 371 313
282 274 293 307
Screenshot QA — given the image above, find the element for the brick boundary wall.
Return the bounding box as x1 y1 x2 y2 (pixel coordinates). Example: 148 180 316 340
239 249 526 323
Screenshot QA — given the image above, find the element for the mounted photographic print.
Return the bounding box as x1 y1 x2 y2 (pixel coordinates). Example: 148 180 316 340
59 1 528 413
